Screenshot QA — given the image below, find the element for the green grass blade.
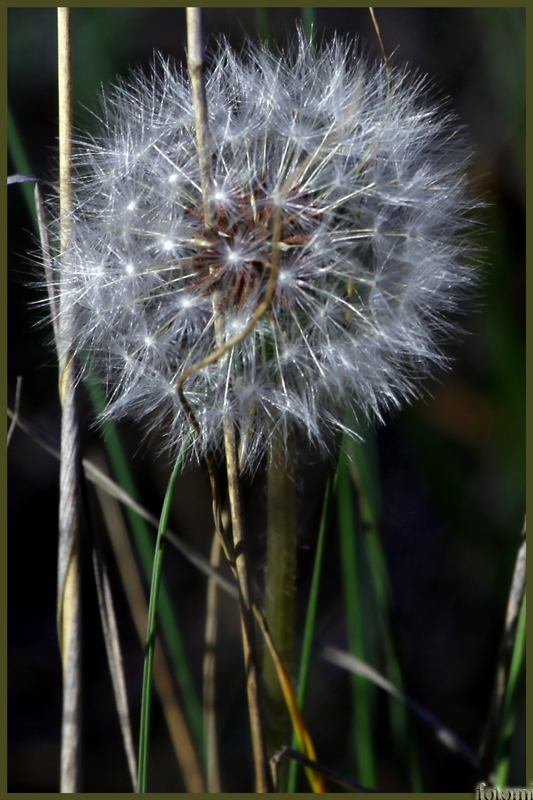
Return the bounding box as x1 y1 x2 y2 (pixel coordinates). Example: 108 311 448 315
87 382 204 758
494 591 526 786
337 446 377 789
345 429 423 791
137 443 187 792
286 478 331 793
301 8 316 42
255 9 273 49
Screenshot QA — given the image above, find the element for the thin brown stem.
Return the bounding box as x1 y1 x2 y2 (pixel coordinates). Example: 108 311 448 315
186 7 213 228
90 545 138 789
203 527 223 792
223 419 272 792
369 7 391 93
185 9 271 791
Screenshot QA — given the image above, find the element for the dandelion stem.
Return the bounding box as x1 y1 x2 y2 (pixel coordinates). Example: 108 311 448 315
263 424 297 791
287 478 332 792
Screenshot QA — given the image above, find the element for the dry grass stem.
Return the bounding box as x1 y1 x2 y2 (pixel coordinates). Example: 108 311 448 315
94 458 206 792
91 545 138 788
253 603 326 792
57 8 82 792
7 376 22 448
223 420 271 792
322 644 479 766
270 746 375 793
7 408 238 599
35 183 58 339
477 519 526 782
203 529 223 792
369 8 390 90
186 7 213 227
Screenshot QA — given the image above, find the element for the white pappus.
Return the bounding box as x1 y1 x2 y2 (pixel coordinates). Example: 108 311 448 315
53 31 478 470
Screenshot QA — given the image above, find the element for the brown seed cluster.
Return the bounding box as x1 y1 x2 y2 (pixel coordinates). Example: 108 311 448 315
185 183 316 314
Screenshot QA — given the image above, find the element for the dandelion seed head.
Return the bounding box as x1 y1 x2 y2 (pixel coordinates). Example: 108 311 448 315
56 32 479 470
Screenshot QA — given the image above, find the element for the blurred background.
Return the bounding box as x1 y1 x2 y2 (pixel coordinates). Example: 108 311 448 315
8 7 525 792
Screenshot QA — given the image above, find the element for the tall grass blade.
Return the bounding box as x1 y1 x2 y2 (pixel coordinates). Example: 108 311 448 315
478 522 526 784
255 8 273 49
301 8 315 42
494 591 526 786
337 448 377 788
263 427 297 790
345 428 423 790
137 442 188 792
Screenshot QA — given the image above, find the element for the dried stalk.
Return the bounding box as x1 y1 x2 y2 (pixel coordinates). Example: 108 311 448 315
185 8 271 791
7 376 22 447
203 529 223 792
7 406 238 599
477 520 527 783
369 7 391 89
94 465 206 792
56 8 82 792
91 545 137 789
222 418 271 792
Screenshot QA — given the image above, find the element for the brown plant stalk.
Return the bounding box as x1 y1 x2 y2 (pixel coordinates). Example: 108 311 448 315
185 7 271 791
56 8 82 792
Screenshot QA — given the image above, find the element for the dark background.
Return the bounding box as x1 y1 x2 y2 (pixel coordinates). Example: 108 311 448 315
8 7 525 792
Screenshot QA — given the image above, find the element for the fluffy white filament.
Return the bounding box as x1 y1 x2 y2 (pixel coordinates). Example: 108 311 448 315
54 33 477 469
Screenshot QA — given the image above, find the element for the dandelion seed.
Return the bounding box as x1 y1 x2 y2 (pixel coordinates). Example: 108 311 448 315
54 32 478 470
